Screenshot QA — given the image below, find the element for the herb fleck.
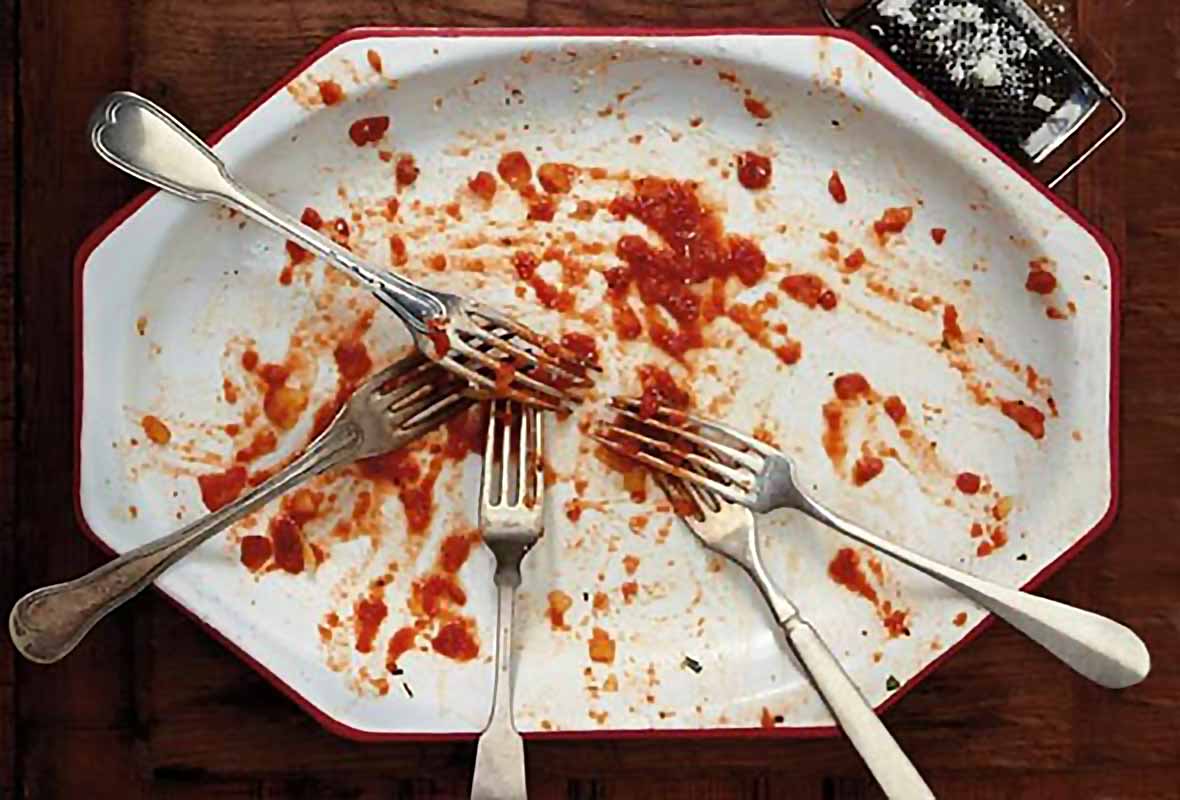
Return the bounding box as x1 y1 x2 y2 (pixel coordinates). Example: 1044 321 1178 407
682 656 703 674
1016 553 1028 561
403 682 414 698
886 675 900 692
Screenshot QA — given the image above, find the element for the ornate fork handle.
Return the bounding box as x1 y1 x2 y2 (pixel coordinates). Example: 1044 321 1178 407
9 422 360 664
88 91 445 332
470 575 527 800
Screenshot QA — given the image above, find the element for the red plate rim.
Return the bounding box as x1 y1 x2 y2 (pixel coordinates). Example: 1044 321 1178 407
71 25 1121 743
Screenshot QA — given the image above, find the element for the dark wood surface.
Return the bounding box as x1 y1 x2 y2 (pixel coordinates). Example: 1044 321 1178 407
2 2 1178 797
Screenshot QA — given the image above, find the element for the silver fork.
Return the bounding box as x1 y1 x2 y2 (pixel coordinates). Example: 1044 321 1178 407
88 92 598 412
596 399 1151 690
10 353 472 664
472 399 544 800
656 473 934 800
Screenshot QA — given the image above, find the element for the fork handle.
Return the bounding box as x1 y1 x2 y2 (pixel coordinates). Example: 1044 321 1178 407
8 423 358 664
87 91 445 330
783 618 935 800
795 496 1151 689
470 578 527 800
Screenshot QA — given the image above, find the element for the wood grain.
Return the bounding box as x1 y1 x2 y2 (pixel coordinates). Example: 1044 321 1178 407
3 1 1180 798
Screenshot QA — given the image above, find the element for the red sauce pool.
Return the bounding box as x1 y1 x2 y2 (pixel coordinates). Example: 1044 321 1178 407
605 177 768 359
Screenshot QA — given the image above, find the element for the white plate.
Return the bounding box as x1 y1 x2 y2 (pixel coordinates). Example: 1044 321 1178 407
76 28 1119 739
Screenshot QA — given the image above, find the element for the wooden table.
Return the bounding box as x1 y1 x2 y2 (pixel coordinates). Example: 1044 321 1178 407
3 2 1178 797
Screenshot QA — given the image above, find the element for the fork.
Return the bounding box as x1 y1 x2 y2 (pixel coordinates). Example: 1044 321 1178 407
471 399 545 800
87 92 598 412
10 353 472 664
656 472 934 800
596 399 1151 690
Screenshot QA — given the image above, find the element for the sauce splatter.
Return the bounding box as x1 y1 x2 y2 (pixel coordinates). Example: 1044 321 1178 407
736 151 772 190
853 455 884 486
828 548 878 604
348 116 390 147
141 415 171 445
955 472 982 495
468 170 497 202
354 595 388 653
318 80 344 106
1026 262 1057 294
198 466 247 511
1000 399 1046 440
828 170 847 204
497 151 532 189
589 627 617 663
743 97 771 119
931 227 947 245
537 162 579 194
547 590 573 629
239 535 272 572
395 155 419 188
873 206 913 242
780 273 837 310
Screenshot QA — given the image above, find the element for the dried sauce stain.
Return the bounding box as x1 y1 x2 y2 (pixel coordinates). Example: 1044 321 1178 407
318 80 345 106
382 527 482 673
588 627 617 664
953 612 968 627
358 407 484 536
141 415 171 445
547 590 573 630
828 548 911 638
828 170 847 204
348 116 390 147
872 206 914 244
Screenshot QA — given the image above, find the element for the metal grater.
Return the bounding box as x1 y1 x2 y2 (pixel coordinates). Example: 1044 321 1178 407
817 0 1125 187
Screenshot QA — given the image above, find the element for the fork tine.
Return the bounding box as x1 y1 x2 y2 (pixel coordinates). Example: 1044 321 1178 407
397 396 474 441
441 353 563 413
612 397 779 457
449 339 569 404
610 406 765 472
599 424 757 491
468 303 602 372
591 433 752 506
464 325 595 389
517 405 530 507
482 398 501 507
